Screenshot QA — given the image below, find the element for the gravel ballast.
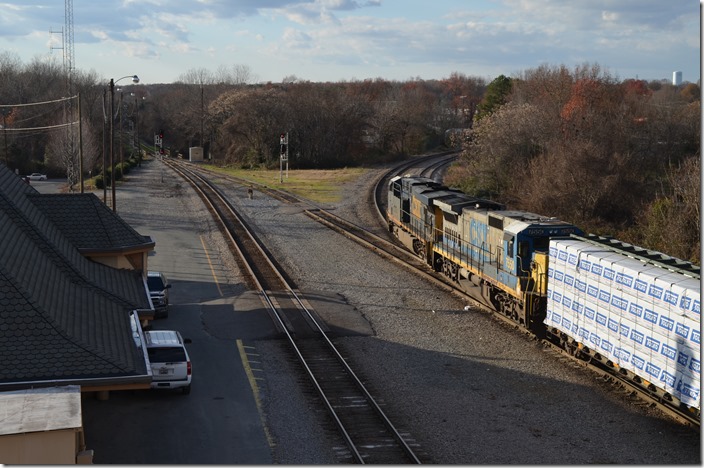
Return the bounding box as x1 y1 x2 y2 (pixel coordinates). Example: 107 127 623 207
122 158 701 464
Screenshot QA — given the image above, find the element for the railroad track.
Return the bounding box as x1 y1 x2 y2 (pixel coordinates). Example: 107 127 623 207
166 160 424 464
165 156 700 428
374 152 458 226
370 162 701 429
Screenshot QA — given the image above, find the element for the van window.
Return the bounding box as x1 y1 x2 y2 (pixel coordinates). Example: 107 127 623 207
149 347 186 363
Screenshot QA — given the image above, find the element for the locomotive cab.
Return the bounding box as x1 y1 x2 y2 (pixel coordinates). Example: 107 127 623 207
499 212 582 292
495 213 582 328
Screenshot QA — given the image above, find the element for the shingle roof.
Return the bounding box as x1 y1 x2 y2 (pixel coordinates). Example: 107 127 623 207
30 193 154 253
0 165 152 389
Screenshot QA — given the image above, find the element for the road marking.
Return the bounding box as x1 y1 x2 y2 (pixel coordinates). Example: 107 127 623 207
237 340 275 449
199 235 223 297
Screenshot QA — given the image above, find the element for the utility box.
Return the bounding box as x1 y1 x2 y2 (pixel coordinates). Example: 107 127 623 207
189 147 204 162
0 385 91 464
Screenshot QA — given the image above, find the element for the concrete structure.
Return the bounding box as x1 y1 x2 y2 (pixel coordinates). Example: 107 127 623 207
0 386 93 464
189 146 204 162
673 71 683 86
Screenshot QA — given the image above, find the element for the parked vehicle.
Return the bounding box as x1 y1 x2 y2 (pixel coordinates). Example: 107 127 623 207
145 330 192 394
27 173 47 181
147 271 171 318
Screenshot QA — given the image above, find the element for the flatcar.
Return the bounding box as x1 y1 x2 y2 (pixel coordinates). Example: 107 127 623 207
547 235 700 413
387 175 700 416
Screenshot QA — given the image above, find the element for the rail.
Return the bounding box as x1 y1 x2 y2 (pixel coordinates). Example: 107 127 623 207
165 159 423 464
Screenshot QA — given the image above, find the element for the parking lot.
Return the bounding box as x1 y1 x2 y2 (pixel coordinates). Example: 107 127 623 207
37 167 276 463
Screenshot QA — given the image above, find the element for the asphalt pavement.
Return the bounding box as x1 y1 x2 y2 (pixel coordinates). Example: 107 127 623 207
43 163 276 463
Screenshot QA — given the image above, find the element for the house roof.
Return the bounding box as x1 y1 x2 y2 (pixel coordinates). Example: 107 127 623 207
0 165 152 389
30 193 155 254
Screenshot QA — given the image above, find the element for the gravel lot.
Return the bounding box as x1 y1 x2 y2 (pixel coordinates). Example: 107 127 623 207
125 158 701 464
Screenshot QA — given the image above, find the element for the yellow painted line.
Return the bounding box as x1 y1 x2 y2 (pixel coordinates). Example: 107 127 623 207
237 339 275 448
199 235 223 297
238 340 262 406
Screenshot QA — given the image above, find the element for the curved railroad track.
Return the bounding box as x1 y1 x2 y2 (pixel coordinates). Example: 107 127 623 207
165 160 424 464
369 162 701 429
164 155 699 429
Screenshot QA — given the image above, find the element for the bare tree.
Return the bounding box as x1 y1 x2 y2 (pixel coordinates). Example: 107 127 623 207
177 68 216 85
634 156 700 262
214 64 257 85
448 63 700 259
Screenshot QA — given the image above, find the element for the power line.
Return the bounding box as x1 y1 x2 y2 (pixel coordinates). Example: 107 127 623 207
0 95 76 108
2 121 77 132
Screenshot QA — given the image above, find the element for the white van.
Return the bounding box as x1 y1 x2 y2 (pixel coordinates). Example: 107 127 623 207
145 330 192 394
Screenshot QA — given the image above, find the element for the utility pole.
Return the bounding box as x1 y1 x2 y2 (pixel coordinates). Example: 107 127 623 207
78 93 84 193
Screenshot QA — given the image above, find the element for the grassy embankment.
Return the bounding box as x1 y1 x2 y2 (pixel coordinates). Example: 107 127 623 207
201 164 368 204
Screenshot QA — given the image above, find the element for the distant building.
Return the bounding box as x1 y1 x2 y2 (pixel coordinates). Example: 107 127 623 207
672 71 683 86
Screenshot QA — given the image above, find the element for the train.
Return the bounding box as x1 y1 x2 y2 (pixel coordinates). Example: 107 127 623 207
386 175 701 417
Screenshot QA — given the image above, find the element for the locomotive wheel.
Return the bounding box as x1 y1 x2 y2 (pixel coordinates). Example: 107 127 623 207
434 256 444 272
451 262 459 282
441 258 459 282
413 239 425 258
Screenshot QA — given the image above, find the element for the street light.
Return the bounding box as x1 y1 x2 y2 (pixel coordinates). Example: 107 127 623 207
109 74 139 211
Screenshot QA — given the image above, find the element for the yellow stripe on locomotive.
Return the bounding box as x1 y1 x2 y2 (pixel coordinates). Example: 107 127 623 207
387 175 582 329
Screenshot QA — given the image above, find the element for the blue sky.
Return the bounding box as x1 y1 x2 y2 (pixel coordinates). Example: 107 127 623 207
0 0 699 85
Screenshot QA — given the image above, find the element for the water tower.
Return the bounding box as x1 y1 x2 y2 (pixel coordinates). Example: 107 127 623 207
672 71 683 85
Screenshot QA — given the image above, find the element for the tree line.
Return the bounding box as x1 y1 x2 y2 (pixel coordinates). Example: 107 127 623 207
0 53 698 261
445 64 700 262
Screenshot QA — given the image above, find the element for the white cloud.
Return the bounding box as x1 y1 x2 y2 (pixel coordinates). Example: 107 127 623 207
0 0 697 84
601 10 619 22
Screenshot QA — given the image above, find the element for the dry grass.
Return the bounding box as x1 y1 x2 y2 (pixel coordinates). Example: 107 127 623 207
203 164 368 203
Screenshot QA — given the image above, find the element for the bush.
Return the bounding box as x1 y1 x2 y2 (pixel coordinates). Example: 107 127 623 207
112 165 123 182
117 162 130 176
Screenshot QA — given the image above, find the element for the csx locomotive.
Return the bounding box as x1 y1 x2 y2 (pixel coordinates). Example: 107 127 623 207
387 175 582 332
387 175 701 414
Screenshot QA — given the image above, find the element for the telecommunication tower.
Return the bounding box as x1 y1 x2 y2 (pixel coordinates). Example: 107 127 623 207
64 0 75 96
62 0 79 191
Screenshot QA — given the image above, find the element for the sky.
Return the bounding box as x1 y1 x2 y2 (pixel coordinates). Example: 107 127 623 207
0 0 699 85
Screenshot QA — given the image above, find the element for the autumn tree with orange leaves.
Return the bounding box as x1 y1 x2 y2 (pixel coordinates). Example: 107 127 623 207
446 63 700 262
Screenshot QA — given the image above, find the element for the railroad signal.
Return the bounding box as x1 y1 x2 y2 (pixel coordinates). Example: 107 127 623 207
279 132 289 183
155 129 165 157
279 132 288 157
